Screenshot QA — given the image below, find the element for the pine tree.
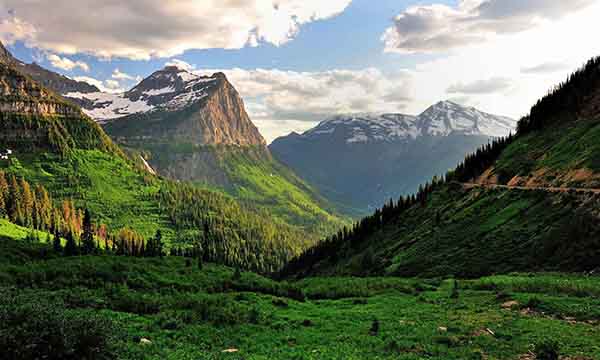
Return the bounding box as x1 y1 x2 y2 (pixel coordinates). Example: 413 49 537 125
64 231 78 256
0 187 5 217
0 171 7 217
155 229 163 258
34 185 52 230
8 175 23 224
81 209 95 255
20 178 34 228
52 230 62 254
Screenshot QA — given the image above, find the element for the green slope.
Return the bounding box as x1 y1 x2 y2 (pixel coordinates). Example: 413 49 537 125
285 183 600 278
117 141 348 236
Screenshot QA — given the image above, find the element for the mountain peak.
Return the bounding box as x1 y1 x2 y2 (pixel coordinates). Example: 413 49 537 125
417 100 516 137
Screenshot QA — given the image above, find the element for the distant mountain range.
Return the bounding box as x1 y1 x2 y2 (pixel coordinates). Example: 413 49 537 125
270 101 516 214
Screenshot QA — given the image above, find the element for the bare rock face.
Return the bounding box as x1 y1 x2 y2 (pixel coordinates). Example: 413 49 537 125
171 74 266 146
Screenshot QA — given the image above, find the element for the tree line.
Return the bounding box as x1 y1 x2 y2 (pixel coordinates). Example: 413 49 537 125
518 56 600 134
0 170 166 258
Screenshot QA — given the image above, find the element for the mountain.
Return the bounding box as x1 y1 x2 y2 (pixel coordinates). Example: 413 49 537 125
280 57 600 279
0 42 340 272
270 101 516 215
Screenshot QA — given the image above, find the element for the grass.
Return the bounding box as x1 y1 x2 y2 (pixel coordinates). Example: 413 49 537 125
1 237 600 359
222 148 346 234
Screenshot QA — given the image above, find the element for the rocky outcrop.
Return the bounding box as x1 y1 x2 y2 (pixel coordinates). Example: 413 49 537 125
171 75 266 146
0 44 119 155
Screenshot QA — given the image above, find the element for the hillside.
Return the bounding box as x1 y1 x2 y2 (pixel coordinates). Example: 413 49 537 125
270 102 516 214
281 57 600 279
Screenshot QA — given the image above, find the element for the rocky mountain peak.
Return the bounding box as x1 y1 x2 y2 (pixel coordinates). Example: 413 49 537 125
416 100 517 137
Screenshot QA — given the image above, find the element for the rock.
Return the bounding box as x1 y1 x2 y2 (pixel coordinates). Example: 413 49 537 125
139 338 152 345
501 300 520 309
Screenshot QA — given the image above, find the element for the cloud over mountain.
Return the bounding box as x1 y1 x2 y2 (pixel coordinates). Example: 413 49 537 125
0 0 351 60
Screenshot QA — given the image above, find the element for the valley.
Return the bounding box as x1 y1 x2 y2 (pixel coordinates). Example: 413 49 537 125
1 16 600 359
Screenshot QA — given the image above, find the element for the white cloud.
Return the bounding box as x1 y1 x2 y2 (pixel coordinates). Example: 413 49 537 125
47 54 89 72
447 77 512 94
165 59 195 72
74 76 125 94
0 0 351 60
403 1 600 120
382 0 596 54
111 68 135 81
521 62 571 75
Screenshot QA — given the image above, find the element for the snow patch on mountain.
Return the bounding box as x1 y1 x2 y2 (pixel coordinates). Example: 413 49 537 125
64 91 155 121
306 113 419 144
297 101 516 144
64 67 221 122
417 101 516 137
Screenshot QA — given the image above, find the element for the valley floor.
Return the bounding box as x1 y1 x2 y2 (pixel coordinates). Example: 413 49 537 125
2 236 600 359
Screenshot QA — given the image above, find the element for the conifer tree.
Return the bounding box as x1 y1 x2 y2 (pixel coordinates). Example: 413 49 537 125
53 230 62 254
81 209 95 255
155 229 163 258
64 231 78 256
0 171 8 200
0 187 5 217
8 175 23 224
20 178 34 228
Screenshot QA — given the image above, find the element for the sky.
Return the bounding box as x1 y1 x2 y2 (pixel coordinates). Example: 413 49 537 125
1 0 600 142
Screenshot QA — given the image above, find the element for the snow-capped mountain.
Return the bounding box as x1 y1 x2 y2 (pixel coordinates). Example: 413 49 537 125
64 66 223 122
417 101 516 137
305 113 419 143
296 101 516 145
270 101 516 214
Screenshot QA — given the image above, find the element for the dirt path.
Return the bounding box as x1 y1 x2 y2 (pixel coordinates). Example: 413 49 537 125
462 183 600 194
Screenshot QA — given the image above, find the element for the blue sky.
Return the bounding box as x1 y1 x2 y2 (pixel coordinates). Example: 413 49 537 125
8 0 448 78
2 0 600 141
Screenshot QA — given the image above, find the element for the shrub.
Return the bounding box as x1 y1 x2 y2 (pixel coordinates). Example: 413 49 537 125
369 319 379 336
534 339 560 360
0 288 116 360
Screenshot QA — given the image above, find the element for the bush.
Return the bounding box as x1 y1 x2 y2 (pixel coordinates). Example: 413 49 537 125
0 288 116 360
534 339 560 360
